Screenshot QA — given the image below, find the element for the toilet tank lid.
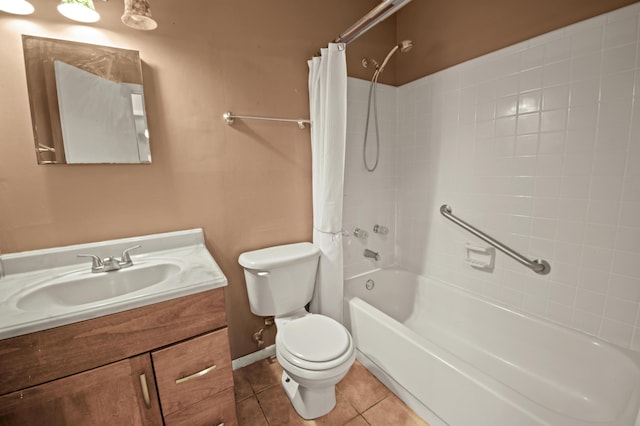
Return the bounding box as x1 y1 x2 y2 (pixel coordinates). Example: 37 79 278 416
238 242 320 270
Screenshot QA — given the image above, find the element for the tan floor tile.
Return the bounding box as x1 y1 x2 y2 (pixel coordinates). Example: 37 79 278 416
233 368 255 402
236 358 427 426
344 415 370 425
236 396 269 426
241 358 283 393
313 389 359 426
256 383 359 426
362 394 429 426
336 361 390 413
256 385 311 426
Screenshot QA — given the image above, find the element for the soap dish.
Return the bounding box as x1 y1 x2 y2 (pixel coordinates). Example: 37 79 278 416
465 243 495 271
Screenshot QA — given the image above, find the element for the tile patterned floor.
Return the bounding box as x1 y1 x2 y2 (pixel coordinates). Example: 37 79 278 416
233 358 429 426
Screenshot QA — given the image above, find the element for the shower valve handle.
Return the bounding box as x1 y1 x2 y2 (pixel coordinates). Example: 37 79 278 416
373 224 389 235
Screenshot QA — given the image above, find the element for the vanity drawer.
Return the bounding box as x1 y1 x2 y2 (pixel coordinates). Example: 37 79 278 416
152 329 233 416
163 387 237 426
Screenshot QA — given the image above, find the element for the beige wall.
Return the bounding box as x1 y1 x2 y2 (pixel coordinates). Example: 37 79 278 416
395 0 639 85
0 0 394 358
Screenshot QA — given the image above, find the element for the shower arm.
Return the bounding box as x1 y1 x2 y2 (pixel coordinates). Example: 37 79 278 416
440 205 551 275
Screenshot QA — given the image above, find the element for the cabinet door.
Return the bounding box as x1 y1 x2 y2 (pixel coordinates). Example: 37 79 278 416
0 354 162 426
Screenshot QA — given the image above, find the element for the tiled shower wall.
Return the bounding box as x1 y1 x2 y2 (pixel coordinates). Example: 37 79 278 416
345 3 640 351
343 79 397 278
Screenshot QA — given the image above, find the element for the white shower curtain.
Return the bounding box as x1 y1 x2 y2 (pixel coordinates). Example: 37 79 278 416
307 44 347 322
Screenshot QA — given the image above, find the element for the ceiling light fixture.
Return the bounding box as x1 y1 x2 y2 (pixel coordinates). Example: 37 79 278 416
121 0 157 31
57 0 100 23
0 0 35 15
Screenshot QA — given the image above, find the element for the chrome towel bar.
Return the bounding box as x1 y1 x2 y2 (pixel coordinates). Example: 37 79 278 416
440 204 550 275
223 112 311 129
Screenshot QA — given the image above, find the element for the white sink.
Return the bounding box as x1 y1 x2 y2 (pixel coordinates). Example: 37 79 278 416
0 229 227 340
15 262 182 310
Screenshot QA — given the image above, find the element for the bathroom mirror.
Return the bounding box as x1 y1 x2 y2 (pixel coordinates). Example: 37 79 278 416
22 35 151 165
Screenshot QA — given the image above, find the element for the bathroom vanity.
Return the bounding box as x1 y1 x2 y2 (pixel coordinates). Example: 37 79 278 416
0 230 236 425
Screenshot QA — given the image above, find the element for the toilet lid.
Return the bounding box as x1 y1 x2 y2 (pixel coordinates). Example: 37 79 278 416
280 315 350 362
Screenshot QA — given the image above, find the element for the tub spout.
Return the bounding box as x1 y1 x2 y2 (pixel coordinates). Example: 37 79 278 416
364 249 381 261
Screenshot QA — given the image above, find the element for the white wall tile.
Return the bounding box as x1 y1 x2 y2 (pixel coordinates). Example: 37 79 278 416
609 274 640 302
604 296 639 324
599 318 634 347
572 53 603 84
616 227 640 253
346 5 640 352
543 61 571 87
571 309 602 335
519 68 543 92
602 45 637 74
542 85 570 110
541 109 568 132
544 37 572 64
600 71 635 100
604 16 638 48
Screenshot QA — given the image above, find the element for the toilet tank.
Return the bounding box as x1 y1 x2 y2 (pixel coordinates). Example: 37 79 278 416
238 242 320 316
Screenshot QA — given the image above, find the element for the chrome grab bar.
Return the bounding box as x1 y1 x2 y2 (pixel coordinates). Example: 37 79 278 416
440 205 550 275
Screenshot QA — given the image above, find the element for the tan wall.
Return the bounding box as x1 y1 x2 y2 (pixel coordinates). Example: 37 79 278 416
395 0 639 85
0 0 394 359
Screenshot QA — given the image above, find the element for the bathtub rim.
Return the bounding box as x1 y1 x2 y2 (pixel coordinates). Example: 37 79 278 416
344 266 640 369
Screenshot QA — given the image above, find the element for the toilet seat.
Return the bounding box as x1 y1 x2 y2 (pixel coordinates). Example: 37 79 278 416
277 314 354 371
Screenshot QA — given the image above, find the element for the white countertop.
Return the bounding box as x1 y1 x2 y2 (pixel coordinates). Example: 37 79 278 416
0 229 227 340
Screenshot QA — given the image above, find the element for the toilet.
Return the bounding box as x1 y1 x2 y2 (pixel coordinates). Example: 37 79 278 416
238 242 355 420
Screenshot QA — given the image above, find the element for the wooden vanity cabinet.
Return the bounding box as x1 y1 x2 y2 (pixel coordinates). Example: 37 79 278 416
0 354 162 426
0 288 237 426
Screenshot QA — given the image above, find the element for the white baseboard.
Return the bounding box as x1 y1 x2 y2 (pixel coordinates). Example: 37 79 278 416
232 344 276 370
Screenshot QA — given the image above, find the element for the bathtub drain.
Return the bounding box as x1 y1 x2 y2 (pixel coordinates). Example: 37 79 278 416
365 279 375 290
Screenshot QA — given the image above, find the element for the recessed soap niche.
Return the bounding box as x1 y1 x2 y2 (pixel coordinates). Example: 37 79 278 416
464 243 495 271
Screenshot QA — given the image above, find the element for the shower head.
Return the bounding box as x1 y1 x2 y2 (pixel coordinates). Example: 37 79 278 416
378 39 414 74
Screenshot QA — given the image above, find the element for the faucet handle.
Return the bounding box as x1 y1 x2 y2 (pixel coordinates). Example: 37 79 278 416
120 245 142 265
78 254 103 272
354 228 369 239
373 224 389 235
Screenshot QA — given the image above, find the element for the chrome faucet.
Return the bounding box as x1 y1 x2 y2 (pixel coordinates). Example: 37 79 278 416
364 249 381 261
78 245 141 273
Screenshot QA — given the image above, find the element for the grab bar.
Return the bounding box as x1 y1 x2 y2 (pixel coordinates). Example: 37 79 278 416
440 205 550 275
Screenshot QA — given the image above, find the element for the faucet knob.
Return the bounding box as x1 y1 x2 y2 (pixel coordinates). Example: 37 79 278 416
354 228 369 239
373 224 389 235
120 245 141 266
78 254 103 272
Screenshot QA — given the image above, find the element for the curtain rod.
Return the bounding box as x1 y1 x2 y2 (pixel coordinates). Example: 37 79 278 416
333 0 413 46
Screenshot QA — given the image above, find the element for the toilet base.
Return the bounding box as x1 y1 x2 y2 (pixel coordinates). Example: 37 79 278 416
281 371 336 420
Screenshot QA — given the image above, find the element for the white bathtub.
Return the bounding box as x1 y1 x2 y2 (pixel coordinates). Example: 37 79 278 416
343 268 640 426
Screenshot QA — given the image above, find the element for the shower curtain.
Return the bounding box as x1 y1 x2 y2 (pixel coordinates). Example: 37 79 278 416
307 44 347 322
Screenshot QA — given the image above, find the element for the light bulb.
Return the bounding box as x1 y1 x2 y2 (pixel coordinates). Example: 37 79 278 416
0 0 35 15
57 0 100 23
